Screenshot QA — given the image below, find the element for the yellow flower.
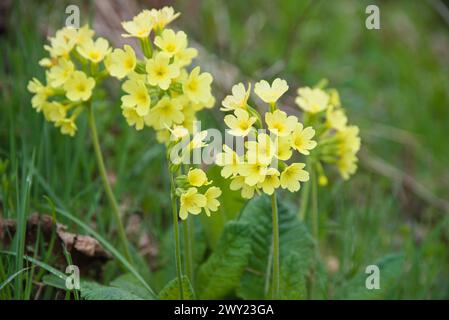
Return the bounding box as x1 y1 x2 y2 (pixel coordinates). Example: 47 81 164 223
230 176 256 199
174 47 198 68
326 105 347 131
179 187 207 220
122 106 145 130
336 152 358 180
246 133 276 165
146 52 180 90
275 136 293 161
75 25 94 45
77 37 111 63
42 102 66 122
336 125 361 154
154 29 187 57
221 83 251 112
149 6 180 32
254 78 288 104
182 67 213 104
44 27 77 58
106 45 136 79
121 78 151 116
239 162 268 186
27 78 53 111
258 168 280 195
187 168 211 187
122 10 153 38
265 109 298 137
280 163 309 192
290 123 317 155
64 71 95 102
47 58 75 87
215 145 241 178
328 89 341 107
204 186 222 216
146 96 183 129
224 109 256 137
156 129 171 144
295 87 329 113
168 125 189 141
55 118 77 137
39 58 55 68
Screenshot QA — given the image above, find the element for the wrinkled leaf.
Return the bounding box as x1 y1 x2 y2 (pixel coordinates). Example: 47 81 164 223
158 276 195 300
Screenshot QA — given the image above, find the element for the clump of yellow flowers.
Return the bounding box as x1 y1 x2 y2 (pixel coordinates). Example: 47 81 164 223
28 25 109 136
295 81 361 183
216 79 316 199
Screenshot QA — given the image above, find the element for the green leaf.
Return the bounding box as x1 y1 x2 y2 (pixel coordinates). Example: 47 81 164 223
80 281 145 300
110 273 155 300
200 165 246 249
196 221 252 299
334 254 404 299
278 254 307 300
158 276 195 300
236 195 314 300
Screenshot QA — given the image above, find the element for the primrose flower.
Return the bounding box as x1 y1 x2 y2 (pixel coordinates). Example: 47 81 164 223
63 71 95 102
224 109 256 137
154 29 187 57
146 96 184 129
215 145 242 178
183 67 213 104
44 27 77 58
179 187 207 220
75 25 94 45
258 168 280 195
254 78 288 104
295 87 329 113
290 123 317 155
174 46 198 68
221 83 251 112
150 7 180 32
47 58 75 87
265 109 298 137
246 133 276 165
121 78 151 116
239 162 268 186
55 118 77 137
336 152 358 180
28 78 53 111
76 37 111 63
204 187 222 216
280 163 309 192
275 136 293 161
122 10 153 38
326 105 347 131
187 168 211 187
230 176 257 199
146 52 180 90
106 45 136 79
122 106 145 130
42 102 66 122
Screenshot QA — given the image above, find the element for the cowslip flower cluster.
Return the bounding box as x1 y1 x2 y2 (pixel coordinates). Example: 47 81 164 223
295 83 361 183
110 7 214 145
216 79 317 199
28 25 110 136
110 7 221 219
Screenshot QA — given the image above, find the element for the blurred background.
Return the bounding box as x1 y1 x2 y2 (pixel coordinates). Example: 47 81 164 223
1 0 448 299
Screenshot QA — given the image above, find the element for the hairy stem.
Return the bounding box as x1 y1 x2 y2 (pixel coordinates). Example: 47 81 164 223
271 192 280 299
183 218 194 282
87 103 131 262
170 171 184 299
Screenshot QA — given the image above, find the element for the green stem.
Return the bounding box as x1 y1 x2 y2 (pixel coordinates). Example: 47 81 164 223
183 218 194 281
299 157 312 220
139 37 153 59
87 103 131 262
271 192 280 299
311 168 319 241
170 172 184 299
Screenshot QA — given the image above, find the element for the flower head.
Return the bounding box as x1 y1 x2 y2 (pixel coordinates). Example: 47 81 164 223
224 109 256 137
122 10 153 38
121 78 151 116
55 118 77 137
187 168 211 187
63 71 95 102
280 163 309 192
295 87 329 113
254 78 288 104
204 186 222 216
154 29 187 57
150 7 180 32
221 83 251 112
265 109 298 137
146 96 184 129
215 145 242 178
290 123 317 155
146 52 180 90
182 67 213 104
76 37 110 63
47 58 75 87
179 187 207 220
106 45 136 79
